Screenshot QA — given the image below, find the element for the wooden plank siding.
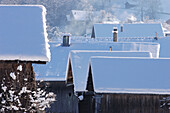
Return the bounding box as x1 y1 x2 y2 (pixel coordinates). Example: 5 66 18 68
93 93 170 113
0 61 36 112
43 81 79 113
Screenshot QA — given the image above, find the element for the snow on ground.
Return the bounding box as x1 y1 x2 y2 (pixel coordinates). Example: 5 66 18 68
90 57 170 94
0 5 50 62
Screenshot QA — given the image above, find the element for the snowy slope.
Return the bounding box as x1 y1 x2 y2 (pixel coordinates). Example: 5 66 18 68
0 5 50 62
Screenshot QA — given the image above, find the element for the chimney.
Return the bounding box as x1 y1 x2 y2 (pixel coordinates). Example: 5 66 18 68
109 46 112 51
154 32 158 40
112 27 118 42
120 24 123 32
63 33 71 46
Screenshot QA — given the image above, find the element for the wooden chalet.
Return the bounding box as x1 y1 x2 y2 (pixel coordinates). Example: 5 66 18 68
82 57 170 113
0 5 50 112
34 40 160 112
65 50 157 113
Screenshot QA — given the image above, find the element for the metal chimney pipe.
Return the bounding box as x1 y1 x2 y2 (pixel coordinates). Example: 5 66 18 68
63 33 71 46
120 24 123 32
112 27 118 42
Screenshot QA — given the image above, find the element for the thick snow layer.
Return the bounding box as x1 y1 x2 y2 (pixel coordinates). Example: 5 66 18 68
90 57 170 94
93 23 164 38
70 50 152 91
0 5 50 62
34 42 159 81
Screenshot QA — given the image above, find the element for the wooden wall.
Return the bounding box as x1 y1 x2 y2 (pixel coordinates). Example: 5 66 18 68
44 81 79 113
0 61 36 112
93 93 170 113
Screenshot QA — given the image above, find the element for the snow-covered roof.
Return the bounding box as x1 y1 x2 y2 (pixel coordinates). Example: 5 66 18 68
34 41 159 81
90 57 170 94
70 50 152 92
92 23 164 38
0 5 50 62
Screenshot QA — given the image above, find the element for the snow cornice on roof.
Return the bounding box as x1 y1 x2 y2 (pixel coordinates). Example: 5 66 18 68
88 56 170 94
0 5 50 63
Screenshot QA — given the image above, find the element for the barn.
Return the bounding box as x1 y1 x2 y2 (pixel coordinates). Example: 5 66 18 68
0 5 50 112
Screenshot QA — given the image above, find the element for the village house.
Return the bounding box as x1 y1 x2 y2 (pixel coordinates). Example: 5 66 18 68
34 34 163 112
66 10 103 22
0 5 50 112
91 23 164 38
62 36 170 112
82 56 170 113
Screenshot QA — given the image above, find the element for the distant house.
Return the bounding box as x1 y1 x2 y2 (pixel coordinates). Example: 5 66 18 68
66 10 102 21
0 5 50 111
83 57 170 113
91 23 164 38
166 19 170 25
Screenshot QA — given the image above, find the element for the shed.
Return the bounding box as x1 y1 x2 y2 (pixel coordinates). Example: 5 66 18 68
0 5 50 112
91 23 164 38
84 57 170 113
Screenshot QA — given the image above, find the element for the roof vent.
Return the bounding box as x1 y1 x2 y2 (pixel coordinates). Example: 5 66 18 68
63 33 71 47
